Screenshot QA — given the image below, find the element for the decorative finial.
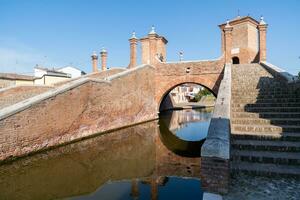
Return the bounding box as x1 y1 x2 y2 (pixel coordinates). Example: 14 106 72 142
149 25 156 34
225 20 231 28
260 15 266 25
101 47 107 53
131 31 137 39
92 51 97 56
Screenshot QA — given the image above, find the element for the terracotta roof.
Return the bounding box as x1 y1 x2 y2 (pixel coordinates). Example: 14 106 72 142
0 73 35 81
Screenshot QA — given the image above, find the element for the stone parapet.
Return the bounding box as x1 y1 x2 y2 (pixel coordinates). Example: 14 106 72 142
200 63 231 194
201 63 231 159
260 61 297 84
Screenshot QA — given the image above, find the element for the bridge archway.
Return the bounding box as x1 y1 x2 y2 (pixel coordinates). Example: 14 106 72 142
232 56 240 64
158 82 217 112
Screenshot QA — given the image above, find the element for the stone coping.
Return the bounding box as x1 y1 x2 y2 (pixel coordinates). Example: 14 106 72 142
201 64 231 160
159 54 224 64
260 61 297 84
0 64 153 121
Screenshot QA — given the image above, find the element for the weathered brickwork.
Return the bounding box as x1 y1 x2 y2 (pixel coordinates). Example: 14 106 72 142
0 66 157 161
155 59 224 105
219 16 265 64
201 157 230 194
0 86 52 109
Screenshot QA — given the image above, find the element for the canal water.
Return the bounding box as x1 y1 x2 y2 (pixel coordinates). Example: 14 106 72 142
0 108 213 200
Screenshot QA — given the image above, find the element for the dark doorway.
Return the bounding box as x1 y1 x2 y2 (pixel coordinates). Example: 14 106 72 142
232 57 240 64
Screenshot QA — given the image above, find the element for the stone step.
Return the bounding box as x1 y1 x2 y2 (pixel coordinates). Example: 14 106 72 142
232 87 288 92
230 161 300 176
232 107 300 113
231 149 300 165
231 112 300 119
231 118 300 126
232 94 300 99
232 102 300 108
231 82 281 87
231 131 300 142
232 98 300 104
232 91 297 96
231 139 300 152
232 124 300 133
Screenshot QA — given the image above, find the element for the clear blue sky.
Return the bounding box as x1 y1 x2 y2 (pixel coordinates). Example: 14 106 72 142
0 0 299 75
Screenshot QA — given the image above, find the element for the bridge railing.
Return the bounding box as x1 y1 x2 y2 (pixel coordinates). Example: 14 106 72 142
200 63 231 194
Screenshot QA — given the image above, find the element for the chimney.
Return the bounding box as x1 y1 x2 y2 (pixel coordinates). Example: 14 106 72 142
91 51 98 72
128 31 138 69
100 47 107 71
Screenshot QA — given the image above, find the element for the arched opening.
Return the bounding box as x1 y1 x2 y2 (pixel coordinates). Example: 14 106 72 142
158 82 217 112
158 83 216 157
232 56 240 64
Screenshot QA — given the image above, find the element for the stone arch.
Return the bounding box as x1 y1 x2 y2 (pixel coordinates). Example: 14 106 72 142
157 79 217 111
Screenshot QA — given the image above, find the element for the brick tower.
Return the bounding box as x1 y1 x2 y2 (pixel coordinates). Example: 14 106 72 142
219 16 268 64
140 26 168 65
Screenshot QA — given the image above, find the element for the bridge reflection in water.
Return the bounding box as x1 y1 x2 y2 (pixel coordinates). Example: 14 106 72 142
0 108 214 200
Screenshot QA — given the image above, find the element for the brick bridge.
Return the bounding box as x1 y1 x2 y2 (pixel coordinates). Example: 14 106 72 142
0 15 299 194
0 16 269 161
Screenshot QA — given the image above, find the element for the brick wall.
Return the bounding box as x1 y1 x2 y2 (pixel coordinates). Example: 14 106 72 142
155 59 224 105
0 65 157 162
0 86 52 109
201 157 230 194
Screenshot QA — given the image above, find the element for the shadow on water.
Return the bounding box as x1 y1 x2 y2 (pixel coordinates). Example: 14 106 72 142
0 108 214 200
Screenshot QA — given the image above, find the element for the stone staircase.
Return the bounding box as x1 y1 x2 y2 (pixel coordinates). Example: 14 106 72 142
230 63 300 176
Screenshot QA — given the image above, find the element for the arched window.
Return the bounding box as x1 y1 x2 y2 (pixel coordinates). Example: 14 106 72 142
232 57 240 64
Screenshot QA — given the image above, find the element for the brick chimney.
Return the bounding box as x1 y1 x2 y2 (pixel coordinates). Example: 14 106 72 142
128 31 138 69
100 47 107 71
258 16 268 62
91 51 98 72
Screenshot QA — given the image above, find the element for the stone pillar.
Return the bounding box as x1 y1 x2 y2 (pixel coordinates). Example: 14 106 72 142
100 48 107 71
224 21 233 64
258 17 268 62
129 31 138 69
91 51 98 73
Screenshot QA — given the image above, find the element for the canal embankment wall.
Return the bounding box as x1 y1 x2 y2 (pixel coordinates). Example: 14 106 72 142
0 64 157 162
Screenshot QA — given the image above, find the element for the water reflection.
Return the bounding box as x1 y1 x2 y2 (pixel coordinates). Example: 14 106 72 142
0 108 213 200
159 108 213 157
